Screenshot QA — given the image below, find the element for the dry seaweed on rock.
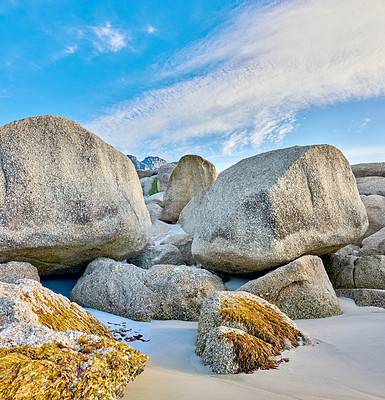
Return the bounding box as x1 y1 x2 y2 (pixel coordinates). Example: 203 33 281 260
0 337 148 400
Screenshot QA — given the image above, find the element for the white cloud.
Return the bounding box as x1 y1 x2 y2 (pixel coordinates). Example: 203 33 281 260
90 22 128 53
360 117 371 128
85 0 385 157
146 25 157 34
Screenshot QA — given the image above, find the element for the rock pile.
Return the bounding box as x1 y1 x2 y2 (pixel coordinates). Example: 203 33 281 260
324 162 385 308
70 258 226 321
0 279 147 399
180 145 367 274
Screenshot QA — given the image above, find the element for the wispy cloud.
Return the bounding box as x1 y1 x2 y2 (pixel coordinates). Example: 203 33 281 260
90 22 128 53
85 0 385 157
146 25 157 34
360 117 371 128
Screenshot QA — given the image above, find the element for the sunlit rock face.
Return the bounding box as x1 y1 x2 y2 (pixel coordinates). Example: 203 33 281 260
0 115 151 275
183 144 367 275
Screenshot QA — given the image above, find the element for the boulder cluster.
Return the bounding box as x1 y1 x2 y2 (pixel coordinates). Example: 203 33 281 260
0 115 383 393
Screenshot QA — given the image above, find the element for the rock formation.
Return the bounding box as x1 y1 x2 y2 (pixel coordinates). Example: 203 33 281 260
237 256 341 319
0 116 151 275
196 291 311 374
70 258 226 322
181 145 367 274
160 155 217 223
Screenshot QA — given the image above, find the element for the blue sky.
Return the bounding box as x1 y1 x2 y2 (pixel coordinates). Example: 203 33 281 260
1 0 385 171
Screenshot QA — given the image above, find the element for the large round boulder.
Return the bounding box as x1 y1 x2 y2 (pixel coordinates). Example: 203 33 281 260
159 155 217 223
237 255 340 319
0 116 151 275
182 145 368 274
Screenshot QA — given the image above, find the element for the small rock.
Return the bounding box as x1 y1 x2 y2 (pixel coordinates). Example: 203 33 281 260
237 255 341 319
146 203 163 223
360 227 385 256
336 288 385 308
127 243 185 269
137 169 158 179
360 195 385 238
157 163 177 192
160 155 217 223
351 162 385 178
161 233 195 265
0 261 40 283
356 176 385 196
140 176 157 196
145 192 165 207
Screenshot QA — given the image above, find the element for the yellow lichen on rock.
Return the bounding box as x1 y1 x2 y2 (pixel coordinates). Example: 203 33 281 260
220 297 300 351
0 337 148 400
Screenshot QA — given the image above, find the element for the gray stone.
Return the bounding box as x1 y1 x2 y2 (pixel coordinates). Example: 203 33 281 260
186 145 368 274
157 163 177 192
146 203 163 223
360 195 385 238
360 227 385 256
0 116 151 275
178 187 209 234
323 253 385 290
351 162 385 178
137 169 157 179
70 258 226 321
0 261 40 283
145 192 164 207
237 255 341 319
161 233 195 265
160 155 217 223
127 243 185 269
140 176 156 196
196 291 311 374
323 253 356 289
356 176 385 196
336 288 385 308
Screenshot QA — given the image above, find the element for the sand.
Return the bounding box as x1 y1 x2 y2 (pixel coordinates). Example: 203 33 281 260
41 277 385 400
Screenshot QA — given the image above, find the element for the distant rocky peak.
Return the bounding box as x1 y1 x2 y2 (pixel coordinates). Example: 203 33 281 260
127 155 167 171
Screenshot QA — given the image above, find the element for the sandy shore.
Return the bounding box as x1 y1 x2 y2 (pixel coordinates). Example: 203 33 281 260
117 298 385 400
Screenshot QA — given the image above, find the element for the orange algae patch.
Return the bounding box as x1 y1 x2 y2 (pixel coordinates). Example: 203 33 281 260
219 297 301 372
0 338 148 400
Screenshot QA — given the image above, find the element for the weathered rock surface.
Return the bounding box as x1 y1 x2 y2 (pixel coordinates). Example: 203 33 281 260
70 258 226 321
0 116 151 275
237 256 340 319
351 162 385 178
0 279 147 399
161 234 195 265
360 195 385 238
178 187 209 234
356 177 385 196
137 169 157 179
336 288 385 308
160 155 217 223
157 162 177 192
360 227 385 256
0 261 40 283
186 145 368 274
146 203 163 223
196 291 311 374
127 243 185 269
140 176 157 196
145 192 164 207
323 253 385 290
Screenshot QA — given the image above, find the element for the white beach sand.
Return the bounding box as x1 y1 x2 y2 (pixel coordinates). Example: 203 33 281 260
41 277 385 400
